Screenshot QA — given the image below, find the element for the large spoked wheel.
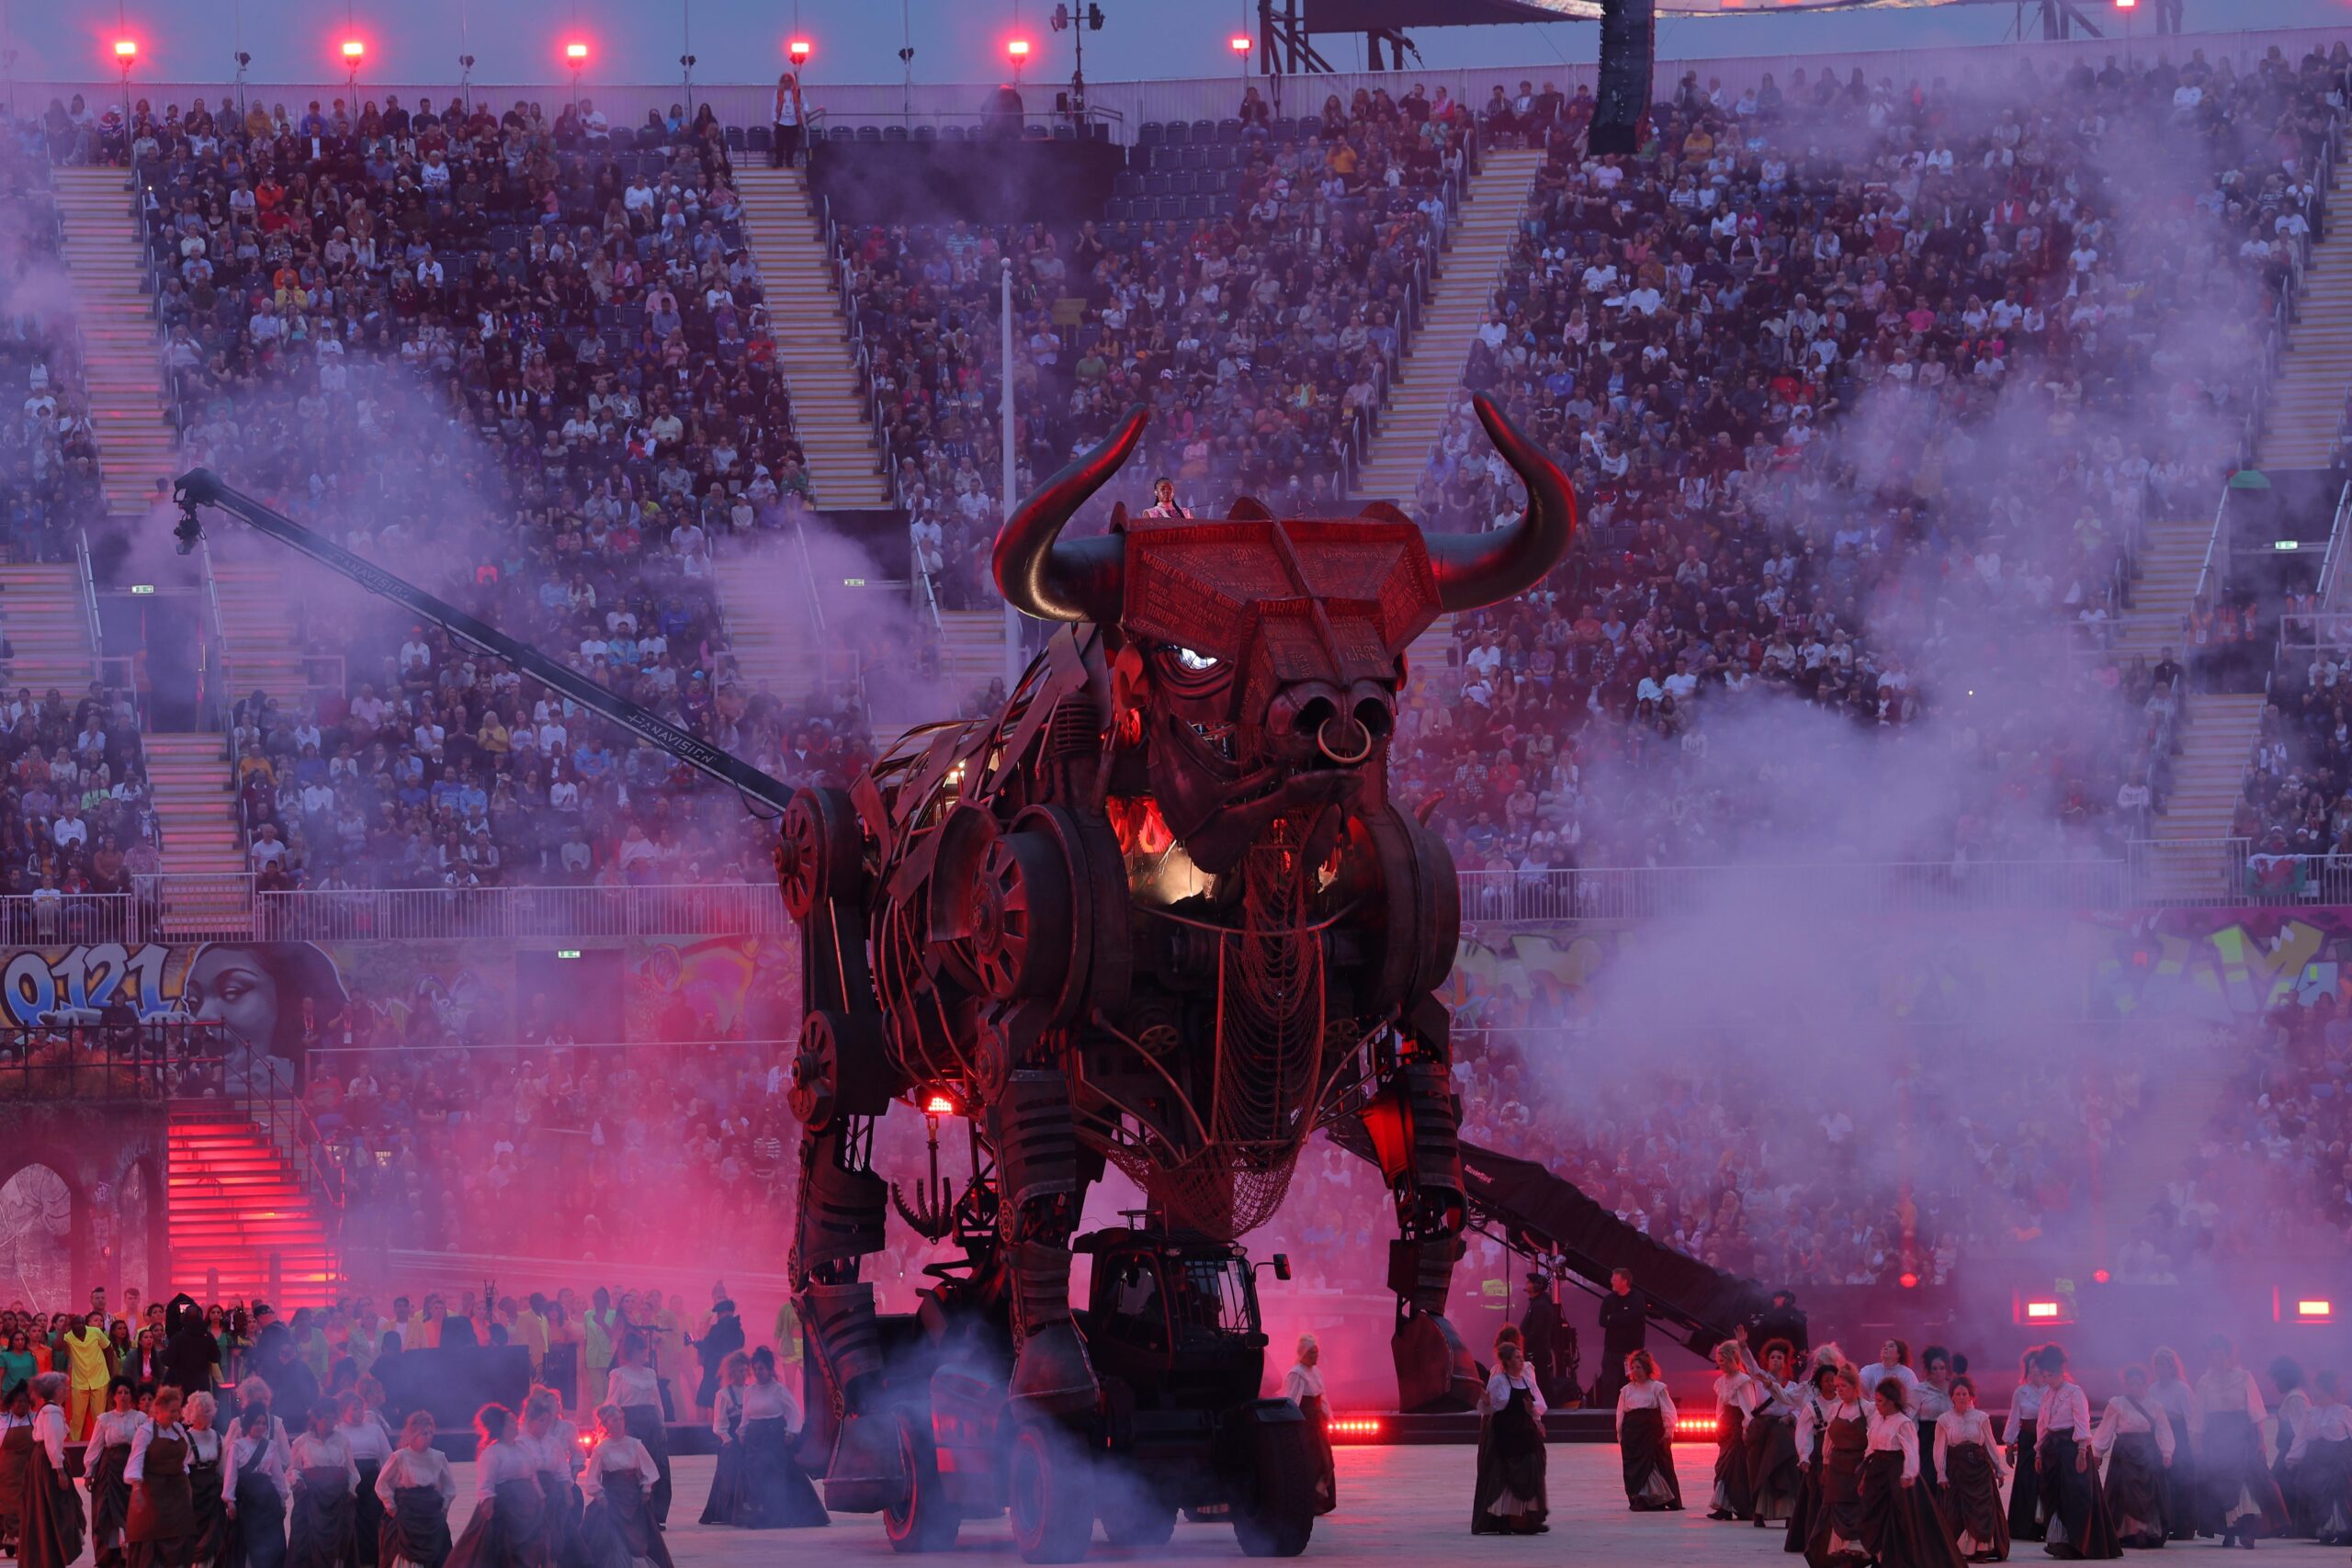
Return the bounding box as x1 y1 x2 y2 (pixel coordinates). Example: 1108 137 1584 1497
778 786 865 919
1008 1424 1094 1564
1231 1415 1317 1558
884 1412 959 1554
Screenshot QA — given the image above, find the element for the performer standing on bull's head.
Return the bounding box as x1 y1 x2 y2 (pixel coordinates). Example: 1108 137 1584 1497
778 390 1579 1503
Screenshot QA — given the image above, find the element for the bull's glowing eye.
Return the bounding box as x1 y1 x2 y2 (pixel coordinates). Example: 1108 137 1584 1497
1174 648 1219 671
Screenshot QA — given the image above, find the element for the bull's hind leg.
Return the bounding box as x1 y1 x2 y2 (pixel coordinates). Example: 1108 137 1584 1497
993 1068 1100 1416
1359 995 1483 1412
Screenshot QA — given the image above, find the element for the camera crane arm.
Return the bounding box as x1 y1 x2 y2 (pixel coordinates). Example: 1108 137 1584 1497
172 468 799 816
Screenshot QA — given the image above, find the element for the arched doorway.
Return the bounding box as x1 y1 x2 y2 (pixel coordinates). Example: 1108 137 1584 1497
0 1163 72 1305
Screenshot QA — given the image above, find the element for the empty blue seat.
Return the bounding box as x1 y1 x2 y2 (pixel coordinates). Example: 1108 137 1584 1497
913 123 936 141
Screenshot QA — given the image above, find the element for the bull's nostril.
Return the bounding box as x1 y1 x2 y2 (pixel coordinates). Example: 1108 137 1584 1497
1295 697 1337 737
1353 699 1394 739
1317 714 1374 765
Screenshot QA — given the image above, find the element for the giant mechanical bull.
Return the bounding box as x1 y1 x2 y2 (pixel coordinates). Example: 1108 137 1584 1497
780 392 1576 1468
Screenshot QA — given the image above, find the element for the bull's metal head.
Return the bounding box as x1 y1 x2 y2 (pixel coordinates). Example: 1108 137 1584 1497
992 393 1577 873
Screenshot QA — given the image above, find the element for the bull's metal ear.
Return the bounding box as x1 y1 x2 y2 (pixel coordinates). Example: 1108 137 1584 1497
992 406 1147 623
1423 393 1578 612
1228 496 1273 521
1357 502 1415 526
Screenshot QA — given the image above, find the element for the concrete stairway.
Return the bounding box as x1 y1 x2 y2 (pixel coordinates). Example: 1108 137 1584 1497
209 559 309 704
169 1100 338 1305
715 547 825 706
2260 155 2352 469
2152 692 2267 842
0 562 94 693
938 610 1012 699
53 167 175 519
143 732 247 871
2105 517 2213 666
733 166 894 508
1349 148 1549 505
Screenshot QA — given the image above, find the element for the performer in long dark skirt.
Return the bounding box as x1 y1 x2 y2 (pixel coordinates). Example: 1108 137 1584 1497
1 1381 30 1557
90 1378 144 1568
1787 1358 1843 1554
1615 1351 1683 1512
1476 1341 1548 1535
2003 1346 2046 1544
1934 1377 2010 1562
2146 1348 2198 1541
227 1404 288 1568
577 1406 673 1568
1708 1341 1760 1520
288 1399 359 1568
443 1406 546 1568
21 1375 85 1568
1470 1326 1522 1534
698 1355 749 1528
184 1393 231 1568
2280 1370 2352 1544
1804 1363 1871 1568
2193 1336 2287 1547
2033 1346 2120 1561
1280 1337 1337 1518
519 1389 583 1568
1858 1377 1965 1568
2092 1364 2173 1549
2268 1359 2312 1538
1914 1348 1956 1513
338 1393 391 1568
128 1385 198 1568
371 1415 454 1568
601 1337 668 1528
1744 1337 1804 1529
732 1350 825 1529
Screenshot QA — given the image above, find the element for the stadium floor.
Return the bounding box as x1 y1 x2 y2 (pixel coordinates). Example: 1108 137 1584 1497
456 1448 2346 1565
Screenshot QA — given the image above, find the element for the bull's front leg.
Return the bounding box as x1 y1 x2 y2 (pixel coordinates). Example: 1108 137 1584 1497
1363 994 1484 1413
992 1068 1099 1417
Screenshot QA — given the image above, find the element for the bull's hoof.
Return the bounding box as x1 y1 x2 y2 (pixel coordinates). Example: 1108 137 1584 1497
1007 1321 1099 1419
823 1409 909 1514
1392 1312 1482 1413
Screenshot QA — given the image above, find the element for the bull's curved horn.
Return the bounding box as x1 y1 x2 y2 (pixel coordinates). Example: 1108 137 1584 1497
991 404 1149 623
1425 393 1578 612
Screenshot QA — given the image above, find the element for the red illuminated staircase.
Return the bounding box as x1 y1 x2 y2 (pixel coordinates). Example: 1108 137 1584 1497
166 1101 340 1306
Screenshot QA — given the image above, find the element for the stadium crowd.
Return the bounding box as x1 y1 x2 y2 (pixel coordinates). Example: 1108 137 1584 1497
127 92 865 887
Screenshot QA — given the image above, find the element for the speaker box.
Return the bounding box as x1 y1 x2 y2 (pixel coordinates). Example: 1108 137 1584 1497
1592 0 1655 157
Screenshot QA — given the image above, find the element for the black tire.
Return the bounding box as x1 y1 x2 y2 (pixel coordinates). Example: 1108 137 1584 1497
1008 1424 1094 1563
884 1412 959 1554
1100 1495 1176 1548
1231 1415 1317 1558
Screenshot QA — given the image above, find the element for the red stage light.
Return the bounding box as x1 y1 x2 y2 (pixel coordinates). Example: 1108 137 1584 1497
1326 1416 1382 1438
113 39 138 60
1896 1270 1918 1289
341 39 366 60
2025 1300 2061 1319
2114 0 2137 8
2298 1298 2334 1320
1674 1416 1720 1438
565 40 590 62
2091 1269 2111 1285
1007 38 1032 59
1229 34 1252 53
923 1093 956 1116
787 38 812 64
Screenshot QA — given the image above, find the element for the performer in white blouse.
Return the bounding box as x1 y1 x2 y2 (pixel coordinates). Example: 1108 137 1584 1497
86 1382 142 1568
223 1404 288 1568
1705 1340 1761 1520
373 1412 456 1568
2094 1363 2175 1549
1857 1340 1920 1416
2281 1368 2352 1542
2033 1345 2120 1559
1280 1335 1335 1517
2145 1347 2197 1545
2192 1335 2285 1547
1614 1349 1683 1511
1933 1375 2011 1561
577 1404 671 1568
1857 1374 1959 1565
602 1334 671 1526
2001 1346 2047 1543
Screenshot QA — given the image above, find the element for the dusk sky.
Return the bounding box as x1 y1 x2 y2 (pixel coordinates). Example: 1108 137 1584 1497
10 0 2345 90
